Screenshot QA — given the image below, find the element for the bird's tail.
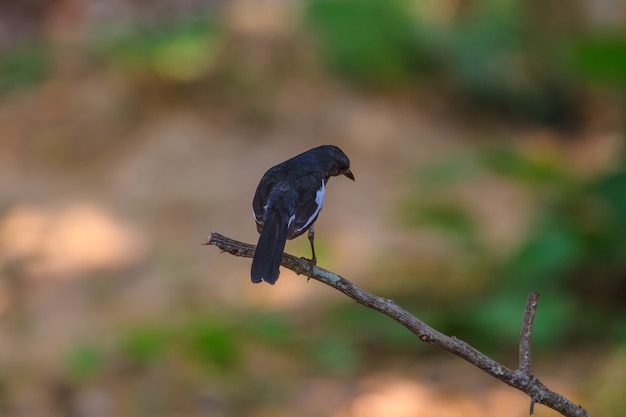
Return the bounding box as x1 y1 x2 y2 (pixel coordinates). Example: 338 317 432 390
251 206 289 284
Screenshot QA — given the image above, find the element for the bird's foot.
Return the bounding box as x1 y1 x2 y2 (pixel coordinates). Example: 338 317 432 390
300 257 316 281
299 257 317 267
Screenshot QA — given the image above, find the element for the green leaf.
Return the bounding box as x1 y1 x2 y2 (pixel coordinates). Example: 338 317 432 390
305 0 425 86
480 146 569 184
404 202 480 249
593 168 626 235
570 33 626 85
103 19 218 81
121 326 167 366
0 42 50 91
183 317 240 369
310 335 359 376
248 310 297 345
443 0 524 95
506 213 584 288
65 342 104 381
415 155 479 193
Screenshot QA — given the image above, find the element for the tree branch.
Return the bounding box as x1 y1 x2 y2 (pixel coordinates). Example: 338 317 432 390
519 292 540 414
204 232 591 417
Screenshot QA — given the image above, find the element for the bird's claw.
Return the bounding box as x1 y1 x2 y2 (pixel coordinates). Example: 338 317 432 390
299 257 316 281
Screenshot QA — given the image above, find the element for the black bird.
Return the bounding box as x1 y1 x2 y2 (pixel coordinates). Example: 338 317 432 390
251 145 354 284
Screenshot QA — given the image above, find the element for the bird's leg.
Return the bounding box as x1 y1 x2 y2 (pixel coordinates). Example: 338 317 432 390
308 226 317 266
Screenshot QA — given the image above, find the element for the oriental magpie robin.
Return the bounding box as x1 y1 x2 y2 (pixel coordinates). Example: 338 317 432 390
251 145 354 284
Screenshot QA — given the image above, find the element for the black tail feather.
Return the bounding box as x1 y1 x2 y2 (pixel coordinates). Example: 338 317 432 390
251 207 289 284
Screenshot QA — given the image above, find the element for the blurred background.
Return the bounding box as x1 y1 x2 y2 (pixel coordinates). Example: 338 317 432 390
0 0 625 416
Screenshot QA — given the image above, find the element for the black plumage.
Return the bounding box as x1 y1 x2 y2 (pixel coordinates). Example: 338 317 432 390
251 145 354 284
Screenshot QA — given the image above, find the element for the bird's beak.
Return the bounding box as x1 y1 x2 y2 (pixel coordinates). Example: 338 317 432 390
344 169 355 181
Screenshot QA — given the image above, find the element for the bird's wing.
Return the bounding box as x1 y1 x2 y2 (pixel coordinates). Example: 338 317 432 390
252 186 268 226
252 168 281 228
288 174 325 239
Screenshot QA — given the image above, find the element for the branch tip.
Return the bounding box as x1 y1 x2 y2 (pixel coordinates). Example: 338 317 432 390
519 292 540 374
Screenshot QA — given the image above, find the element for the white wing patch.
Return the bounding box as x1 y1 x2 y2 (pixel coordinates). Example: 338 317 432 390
295 179 325 233
253 207 263 225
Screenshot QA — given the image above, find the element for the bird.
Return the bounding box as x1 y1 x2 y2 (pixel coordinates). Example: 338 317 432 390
251 145 354 284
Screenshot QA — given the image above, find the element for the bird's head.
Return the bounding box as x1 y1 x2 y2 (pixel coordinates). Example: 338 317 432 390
320 145 354 181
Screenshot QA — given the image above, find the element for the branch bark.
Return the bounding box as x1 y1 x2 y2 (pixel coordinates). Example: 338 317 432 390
519 292 540 414
204 232 591 417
